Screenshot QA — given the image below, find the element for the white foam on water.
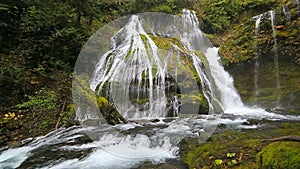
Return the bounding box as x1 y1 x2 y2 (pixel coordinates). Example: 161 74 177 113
0 146 35 168
0 126 93 168
45 149 175 169
2 9 300 169
44 134 178 169
113 123 143 131
224 106 300 120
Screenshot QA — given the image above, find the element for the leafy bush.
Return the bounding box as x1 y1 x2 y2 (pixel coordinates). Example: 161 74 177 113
16 89 58 112
151 4 173 13
197 0 280 33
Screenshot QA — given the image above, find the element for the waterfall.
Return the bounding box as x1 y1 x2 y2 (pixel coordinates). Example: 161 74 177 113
269 10 281 106
90 15 169 119
205 48 244 110
252 14 263 102
89 10 222 121
269 10 277 47
2 10 300 169
251 10 282 107
254 14 263 35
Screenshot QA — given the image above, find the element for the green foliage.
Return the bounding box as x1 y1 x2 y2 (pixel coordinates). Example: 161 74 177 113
151 4 173 13
60 104 75 125
0 54 32 104
16 89 58 111
197 0 280 33
226 152 236 158
18 1 90 69
114 0 180 14
0 3 9 11
214 159 224 166
219 21 256 65
0 0 91 107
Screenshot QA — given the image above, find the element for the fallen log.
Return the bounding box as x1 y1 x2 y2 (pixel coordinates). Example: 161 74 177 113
261 136 300 142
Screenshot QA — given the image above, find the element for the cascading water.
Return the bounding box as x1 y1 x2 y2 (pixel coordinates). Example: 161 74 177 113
89 10 220 120
269 10 277 50
252 14 263 102
269 10 281 106
1 10 300 169
252 10 284 106
90 15 169 119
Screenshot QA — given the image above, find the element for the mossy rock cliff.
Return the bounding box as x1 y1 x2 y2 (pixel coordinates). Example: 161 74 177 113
218 0 300 66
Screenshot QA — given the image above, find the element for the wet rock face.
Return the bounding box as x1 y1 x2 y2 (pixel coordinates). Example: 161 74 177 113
129 75 182 117
217 1 300 114
219 1 300 66
256 142 300 169
227 58 300 115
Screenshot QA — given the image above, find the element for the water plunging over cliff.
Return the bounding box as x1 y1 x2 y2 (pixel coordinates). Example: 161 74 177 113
88 10 221 121
269 10 281 106
252 14 263 102
1 10 300 169
252 11 282 107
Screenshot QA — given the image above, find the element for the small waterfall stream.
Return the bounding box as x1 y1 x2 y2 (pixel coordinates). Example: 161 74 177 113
269 10 281 106
252 10 283 106
1 10 299 169
252 14 263 102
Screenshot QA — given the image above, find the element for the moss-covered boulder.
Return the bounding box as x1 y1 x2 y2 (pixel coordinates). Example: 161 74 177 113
180 130 262 169
256 142 300 169
180 122 300 169
96 96 127 125
73 75 127 125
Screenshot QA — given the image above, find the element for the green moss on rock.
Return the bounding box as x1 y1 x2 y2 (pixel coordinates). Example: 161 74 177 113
73 75 127 125
256 142 300 169
180 122 300 169
218 1 300 66
140 34 210 114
